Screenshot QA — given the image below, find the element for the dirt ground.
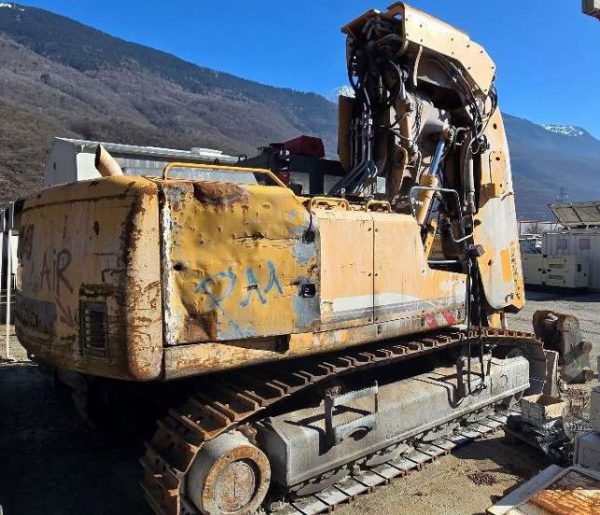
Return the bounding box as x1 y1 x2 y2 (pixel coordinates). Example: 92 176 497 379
1 290 598 515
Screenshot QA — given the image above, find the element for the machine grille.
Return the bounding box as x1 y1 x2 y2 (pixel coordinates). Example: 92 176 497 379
79 301 108 356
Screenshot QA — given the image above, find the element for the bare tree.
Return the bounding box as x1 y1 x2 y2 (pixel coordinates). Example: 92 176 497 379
525 221 543 234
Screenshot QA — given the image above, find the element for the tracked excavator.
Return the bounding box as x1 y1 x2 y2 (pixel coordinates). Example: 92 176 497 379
14 3 551 514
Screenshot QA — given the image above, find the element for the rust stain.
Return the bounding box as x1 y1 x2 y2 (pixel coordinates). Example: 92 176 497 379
181 310 218 342
15 175 163 382
530 469 600 515
192 181 249 207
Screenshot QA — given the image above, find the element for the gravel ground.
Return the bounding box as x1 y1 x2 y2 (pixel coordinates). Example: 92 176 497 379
1 290 598 515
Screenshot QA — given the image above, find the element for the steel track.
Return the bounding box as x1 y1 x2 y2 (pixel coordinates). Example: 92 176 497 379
140 328 542 515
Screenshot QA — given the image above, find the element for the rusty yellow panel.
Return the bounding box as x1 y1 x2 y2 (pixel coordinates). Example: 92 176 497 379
163 305 462 378
15 176 163 380
474 110 525 312
313 208 374 329
161 180 319 344
392 3 495 95
372 213 466 325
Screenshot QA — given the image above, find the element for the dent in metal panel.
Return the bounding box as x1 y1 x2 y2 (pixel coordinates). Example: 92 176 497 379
161 181 320 344
15 177 163 381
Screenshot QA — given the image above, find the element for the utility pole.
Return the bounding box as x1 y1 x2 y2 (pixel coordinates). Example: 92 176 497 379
556 187 569 203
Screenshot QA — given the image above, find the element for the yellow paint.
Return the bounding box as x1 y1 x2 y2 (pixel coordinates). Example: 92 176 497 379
423 220 438 258
315 208 374 329
15 172 470 380
14 1 526 382
501 248 512 282
161 179 318 344
474 109 526 313
15 176 162 380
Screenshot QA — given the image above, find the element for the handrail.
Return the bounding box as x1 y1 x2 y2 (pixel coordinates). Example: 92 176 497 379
365 200 392 212
409 185 473 244
161 161 287 188
309 197 350 211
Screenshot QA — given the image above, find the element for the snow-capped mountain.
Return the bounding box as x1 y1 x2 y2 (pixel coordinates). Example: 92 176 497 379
0 3 24 10
542 124 586 137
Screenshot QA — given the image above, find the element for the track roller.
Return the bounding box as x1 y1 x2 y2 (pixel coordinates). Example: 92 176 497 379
187 431 271 515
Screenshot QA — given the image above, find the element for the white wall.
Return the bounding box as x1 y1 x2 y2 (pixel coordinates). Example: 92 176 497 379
75 152 101 181
43 139 80 186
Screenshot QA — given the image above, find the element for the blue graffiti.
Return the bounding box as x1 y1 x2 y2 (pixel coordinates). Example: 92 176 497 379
195 268 237 312
264 260 284 296
240 267 266 307
240 260 283 307
197 260 284 310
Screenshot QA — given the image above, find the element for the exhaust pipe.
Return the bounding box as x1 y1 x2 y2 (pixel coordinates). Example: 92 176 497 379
94 145 123 177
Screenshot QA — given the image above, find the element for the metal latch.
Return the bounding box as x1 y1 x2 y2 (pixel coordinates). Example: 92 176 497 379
324 382 378 446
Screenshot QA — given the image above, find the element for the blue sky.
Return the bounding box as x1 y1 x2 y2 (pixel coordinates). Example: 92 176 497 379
17 0 600 138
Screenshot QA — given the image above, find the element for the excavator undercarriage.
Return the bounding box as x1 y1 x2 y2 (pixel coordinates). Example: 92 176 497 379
141 329 546 514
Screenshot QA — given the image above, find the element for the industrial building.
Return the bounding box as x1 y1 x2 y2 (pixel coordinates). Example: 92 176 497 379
43 137 241 185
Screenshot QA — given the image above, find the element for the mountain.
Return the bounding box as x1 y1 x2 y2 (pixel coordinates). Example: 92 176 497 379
0 3 337 205
0 3 599 221
504 115 600 219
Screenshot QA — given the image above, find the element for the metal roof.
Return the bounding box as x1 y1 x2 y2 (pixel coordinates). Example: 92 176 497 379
549 201 600 228
53 138 240 164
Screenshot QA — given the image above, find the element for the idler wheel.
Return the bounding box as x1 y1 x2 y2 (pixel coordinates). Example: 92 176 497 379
187 431 270 514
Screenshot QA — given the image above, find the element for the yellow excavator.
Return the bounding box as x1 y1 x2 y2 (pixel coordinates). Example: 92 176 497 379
14 3 551 514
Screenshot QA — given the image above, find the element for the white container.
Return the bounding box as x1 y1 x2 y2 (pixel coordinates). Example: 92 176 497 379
574 431 600 471
521 253 588 289
522 254 545 285
544 256 589 289
544 230 600 290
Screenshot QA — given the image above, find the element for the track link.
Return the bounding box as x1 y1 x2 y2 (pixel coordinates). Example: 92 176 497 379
141 328 542 515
